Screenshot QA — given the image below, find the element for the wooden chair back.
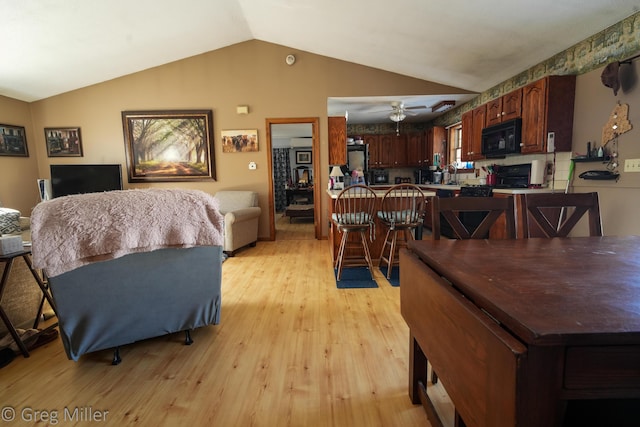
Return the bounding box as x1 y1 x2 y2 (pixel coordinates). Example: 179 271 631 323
378 184 426 230
431 196 515 240
332 184 377 231
523 192 602 237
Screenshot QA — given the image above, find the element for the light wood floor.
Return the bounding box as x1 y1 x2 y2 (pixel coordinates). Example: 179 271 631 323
1 238 433 426
275 211 315 240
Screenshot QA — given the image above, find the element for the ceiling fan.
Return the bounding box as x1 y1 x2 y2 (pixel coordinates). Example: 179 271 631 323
384 101 427 135
388 101 427 122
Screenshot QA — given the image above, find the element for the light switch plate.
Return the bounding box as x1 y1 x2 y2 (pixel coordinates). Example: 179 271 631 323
624 158 640 172
248 161 257 170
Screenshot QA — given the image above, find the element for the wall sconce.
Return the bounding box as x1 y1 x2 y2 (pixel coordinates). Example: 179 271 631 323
431 100 456 113
236 105 249 115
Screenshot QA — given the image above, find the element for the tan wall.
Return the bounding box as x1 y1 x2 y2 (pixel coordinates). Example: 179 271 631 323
4 40 469 238
0 96 40 214
4 39 639 237
571 58 640 236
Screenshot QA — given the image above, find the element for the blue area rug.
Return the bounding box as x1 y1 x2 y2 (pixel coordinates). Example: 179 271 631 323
379 266 400 287
334 267 378 289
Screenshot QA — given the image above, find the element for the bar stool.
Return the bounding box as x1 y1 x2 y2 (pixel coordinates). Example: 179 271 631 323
331 184 377 281
378 184 426 279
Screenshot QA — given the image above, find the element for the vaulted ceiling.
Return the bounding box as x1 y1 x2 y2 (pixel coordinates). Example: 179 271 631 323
2 0 639 124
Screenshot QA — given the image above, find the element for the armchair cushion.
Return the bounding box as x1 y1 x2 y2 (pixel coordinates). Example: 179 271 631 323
213 191 261 255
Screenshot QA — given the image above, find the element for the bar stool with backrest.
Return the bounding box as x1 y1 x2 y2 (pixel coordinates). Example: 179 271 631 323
523 192 602 237
331 184 378 281
378 184 427 279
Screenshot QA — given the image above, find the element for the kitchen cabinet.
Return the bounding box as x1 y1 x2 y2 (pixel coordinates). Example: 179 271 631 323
521 75 576 154
328 116 347 165
427 126 446 166
380 134 407 167
365 135 384 168
461 105 486 162
368 134 407 168
486 88 522 127
406 132 429 168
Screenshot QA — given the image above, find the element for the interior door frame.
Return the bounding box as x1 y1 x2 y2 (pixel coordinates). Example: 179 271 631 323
265 117 321 240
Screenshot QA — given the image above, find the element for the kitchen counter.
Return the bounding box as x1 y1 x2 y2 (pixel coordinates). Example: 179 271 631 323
326 188 436 199
327 185 554 199
492 187 554 195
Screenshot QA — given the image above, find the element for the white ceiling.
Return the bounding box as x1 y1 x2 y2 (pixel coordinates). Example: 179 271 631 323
2 0 639 127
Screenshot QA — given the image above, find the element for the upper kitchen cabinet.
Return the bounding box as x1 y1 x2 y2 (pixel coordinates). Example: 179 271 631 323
365 134 386 168
461 105 486 162
328 116 347 165
379 134 407 167
406 132 430 168
427 126 446 165
521 75 576 154
486 88 522 127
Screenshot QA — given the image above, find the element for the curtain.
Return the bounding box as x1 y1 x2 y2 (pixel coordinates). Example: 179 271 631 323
272 148 291 212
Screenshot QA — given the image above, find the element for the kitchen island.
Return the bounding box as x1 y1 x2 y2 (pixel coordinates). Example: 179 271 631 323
327 184 560 261
326 186 436 264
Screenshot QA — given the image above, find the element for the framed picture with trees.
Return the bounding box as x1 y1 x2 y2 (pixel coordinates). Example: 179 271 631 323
121 110 216 182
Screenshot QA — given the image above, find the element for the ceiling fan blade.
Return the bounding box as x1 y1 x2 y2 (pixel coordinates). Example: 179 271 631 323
404 105 428 110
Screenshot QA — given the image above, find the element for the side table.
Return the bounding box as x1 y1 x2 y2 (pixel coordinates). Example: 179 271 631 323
0 248 58 357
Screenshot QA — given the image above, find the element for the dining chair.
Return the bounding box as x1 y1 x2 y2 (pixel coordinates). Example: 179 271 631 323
429 194 515 385
331 184 377 281
431 195 516 240
523 192 602 237
378 184 427 279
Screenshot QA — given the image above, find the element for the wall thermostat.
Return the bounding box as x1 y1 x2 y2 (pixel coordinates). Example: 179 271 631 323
285 54 296 65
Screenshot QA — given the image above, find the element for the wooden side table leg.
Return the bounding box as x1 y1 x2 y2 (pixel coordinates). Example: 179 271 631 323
0 306 30 357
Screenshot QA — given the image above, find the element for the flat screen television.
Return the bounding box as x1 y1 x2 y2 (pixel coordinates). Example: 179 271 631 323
50 164 123 198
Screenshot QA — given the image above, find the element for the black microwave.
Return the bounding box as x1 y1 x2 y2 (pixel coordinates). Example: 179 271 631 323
481 118 522 157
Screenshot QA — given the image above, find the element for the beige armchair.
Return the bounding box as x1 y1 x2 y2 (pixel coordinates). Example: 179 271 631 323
213 191 261 256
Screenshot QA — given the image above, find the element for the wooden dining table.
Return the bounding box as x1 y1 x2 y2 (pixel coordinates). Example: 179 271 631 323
400 236 640 427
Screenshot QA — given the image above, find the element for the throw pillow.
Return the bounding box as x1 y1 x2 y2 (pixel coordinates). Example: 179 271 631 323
0 207 21 234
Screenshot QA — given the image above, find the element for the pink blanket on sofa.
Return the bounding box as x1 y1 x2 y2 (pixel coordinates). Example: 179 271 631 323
31 189 224 277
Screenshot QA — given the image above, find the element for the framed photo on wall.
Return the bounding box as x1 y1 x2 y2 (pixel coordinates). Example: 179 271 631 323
221 129 258 153
296 150 312 164
45 127 83 157
0 124 28 157
121 110 216 182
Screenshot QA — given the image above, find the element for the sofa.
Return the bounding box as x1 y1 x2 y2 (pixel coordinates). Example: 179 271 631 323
213 190 261 256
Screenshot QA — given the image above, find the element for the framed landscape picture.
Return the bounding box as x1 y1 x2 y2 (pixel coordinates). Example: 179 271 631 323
221 129 258 153
0 124 28 157
45 127 83 157
121 110 216 182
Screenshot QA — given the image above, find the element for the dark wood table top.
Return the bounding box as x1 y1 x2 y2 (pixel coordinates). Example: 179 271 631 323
407 236 640 346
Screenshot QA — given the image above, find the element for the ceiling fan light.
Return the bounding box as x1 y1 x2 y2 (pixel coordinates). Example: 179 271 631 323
431 100 456 113
389 112 406 122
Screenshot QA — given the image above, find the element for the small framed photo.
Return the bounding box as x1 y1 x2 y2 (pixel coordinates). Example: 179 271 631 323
0 124 29 157
296 150 312 164
221 129 258 153
45 127 83 157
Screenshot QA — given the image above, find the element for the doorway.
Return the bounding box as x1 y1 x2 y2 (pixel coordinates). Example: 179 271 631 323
266 117 321 241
